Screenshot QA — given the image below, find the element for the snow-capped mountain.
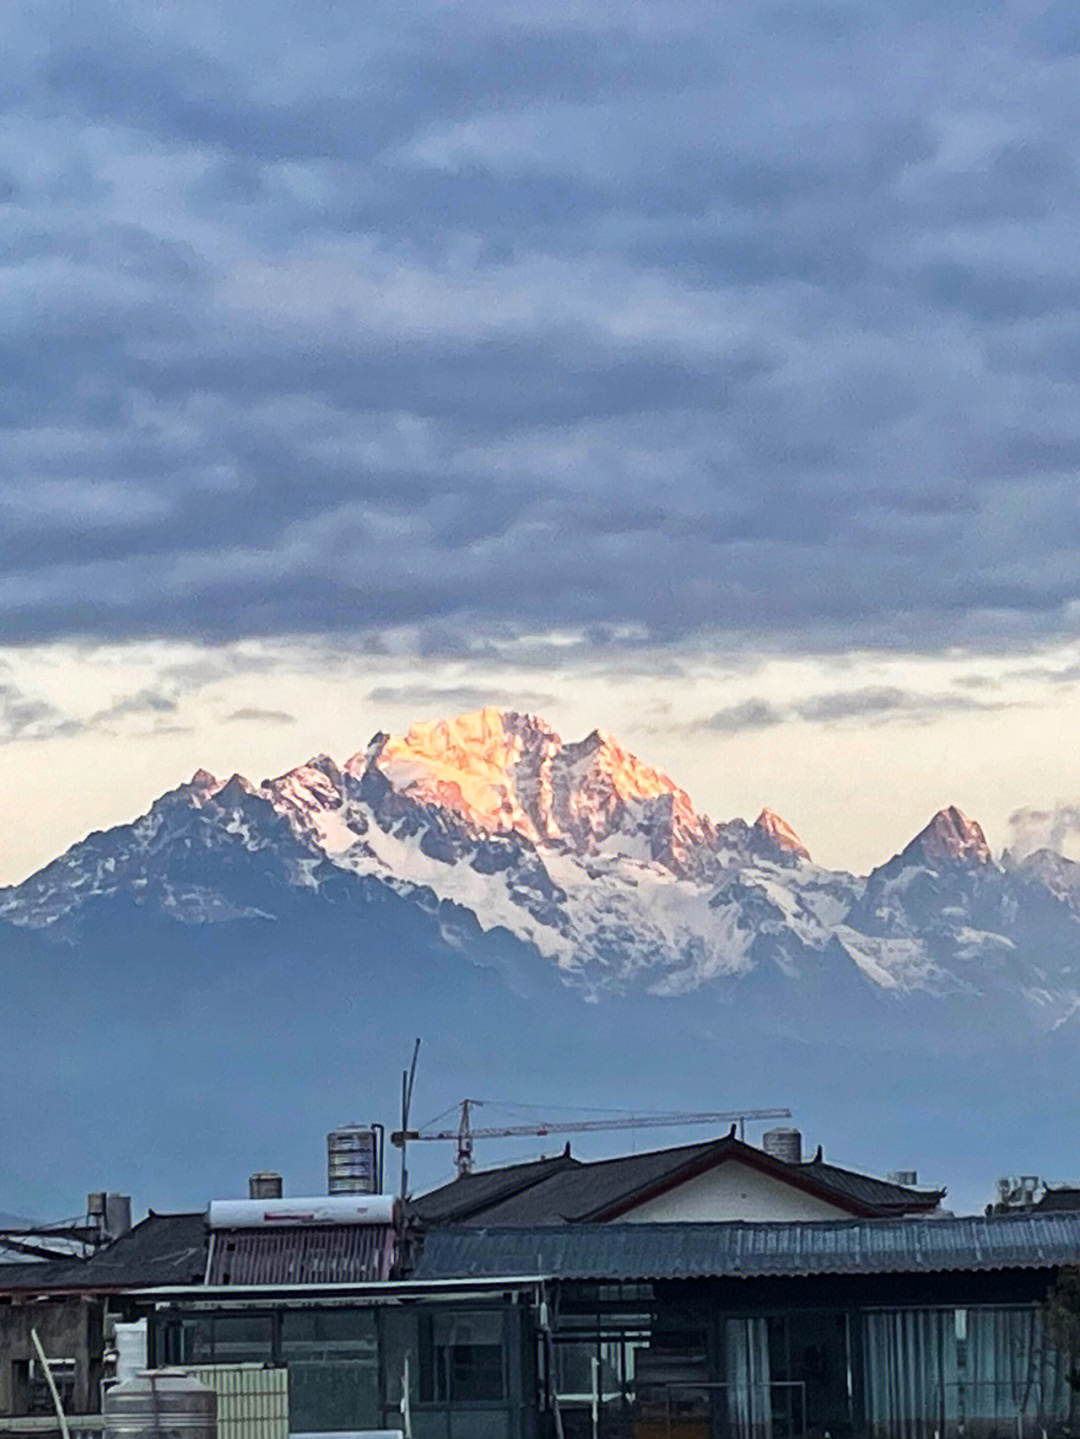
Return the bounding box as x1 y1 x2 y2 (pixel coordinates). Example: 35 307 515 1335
3 707 1080 1027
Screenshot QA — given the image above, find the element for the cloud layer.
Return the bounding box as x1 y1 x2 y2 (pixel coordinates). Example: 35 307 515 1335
5 1 1080 656
693 683 1015 733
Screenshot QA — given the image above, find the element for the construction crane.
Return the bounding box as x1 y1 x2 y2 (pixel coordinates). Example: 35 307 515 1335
391 1100 793 1177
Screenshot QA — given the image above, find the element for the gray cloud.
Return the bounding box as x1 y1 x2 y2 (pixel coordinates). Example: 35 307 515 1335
0 678 79 744
694 700 787 734
87 688 178 729
366 684 557 712
1008 804 1080 859
5 1 1080 659
795 686 912 722
692 685 1012 734
224 707 297 725
0 675 186 744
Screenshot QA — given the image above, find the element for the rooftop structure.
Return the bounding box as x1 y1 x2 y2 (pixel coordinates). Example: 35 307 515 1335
411 1127 944 1226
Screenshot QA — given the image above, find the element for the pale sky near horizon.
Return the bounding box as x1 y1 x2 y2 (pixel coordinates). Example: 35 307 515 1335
6 1 1080 887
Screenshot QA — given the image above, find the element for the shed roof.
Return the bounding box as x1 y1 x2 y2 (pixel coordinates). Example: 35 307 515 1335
1035 1187 1080 1213
411 1214 1080 1281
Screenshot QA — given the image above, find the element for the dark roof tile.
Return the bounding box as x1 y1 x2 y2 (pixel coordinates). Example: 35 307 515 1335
0 1212 208 1291
410 1153 579 1223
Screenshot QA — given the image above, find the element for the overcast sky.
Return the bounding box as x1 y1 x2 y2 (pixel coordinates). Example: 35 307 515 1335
5 0 1080 883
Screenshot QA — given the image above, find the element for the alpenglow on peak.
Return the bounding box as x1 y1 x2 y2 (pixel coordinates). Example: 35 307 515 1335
905 805 992 869
342 707 713 861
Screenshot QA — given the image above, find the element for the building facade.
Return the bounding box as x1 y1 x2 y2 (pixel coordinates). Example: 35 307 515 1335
136 1214 1080 1439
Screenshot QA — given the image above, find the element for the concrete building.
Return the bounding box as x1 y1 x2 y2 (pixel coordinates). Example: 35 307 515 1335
0 1212 208 1421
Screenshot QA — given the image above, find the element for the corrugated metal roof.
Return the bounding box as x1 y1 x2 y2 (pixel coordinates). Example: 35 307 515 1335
207 1224 396 1285
411 1214 1080 1282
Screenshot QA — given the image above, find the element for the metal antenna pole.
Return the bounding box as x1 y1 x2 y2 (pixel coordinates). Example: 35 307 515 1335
399 1038 421 1201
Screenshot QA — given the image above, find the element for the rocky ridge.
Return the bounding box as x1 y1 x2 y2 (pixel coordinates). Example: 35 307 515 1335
2 707 1079 1023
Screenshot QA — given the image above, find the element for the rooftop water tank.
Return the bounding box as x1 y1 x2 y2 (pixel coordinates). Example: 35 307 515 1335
249 1172 283 1199
327 1124 384 1194
104 1370 216 1439
762 1127 803 1164
89 1193 132 1241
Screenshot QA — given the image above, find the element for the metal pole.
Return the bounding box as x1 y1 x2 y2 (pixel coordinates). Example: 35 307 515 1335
400 1353 412 1439
400 1039 421 1201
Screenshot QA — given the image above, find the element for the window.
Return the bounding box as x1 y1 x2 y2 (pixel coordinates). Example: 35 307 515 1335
25 1358 78 1417
206 1313 274 1363
419 1312 506 1404
159 1312 273 1365
281 1308 379 1434
281 1308 376 1358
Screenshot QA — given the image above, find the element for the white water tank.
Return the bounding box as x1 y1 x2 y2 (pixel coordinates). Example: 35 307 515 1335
762 1128 803 1164
209 1194 401 1228
113 1321 148 1385
104 1370 216 1439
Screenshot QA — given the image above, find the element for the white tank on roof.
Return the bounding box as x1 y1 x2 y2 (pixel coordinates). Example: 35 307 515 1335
209 1194 400 1229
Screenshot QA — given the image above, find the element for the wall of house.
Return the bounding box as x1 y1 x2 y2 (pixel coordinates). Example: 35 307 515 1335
0 1295 101 1417
619 1160 849 1222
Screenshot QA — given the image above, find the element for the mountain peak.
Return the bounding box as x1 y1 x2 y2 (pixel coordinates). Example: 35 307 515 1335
9 704 1080 1032
341 708 707 863
354 708 559 840
215 773 258 805
906 806 992 868
176 768 222 807
754 808 811 862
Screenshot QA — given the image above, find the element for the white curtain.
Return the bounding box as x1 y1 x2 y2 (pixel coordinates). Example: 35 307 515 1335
863 1306 1073 1439
964 1308 1071 1435
726 1317 773 1439
862 1309 957 1439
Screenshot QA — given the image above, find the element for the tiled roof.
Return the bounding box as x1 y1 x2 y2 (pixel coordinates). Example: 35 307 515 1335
410 1152 578 1223
0 1259 72 1288
474 1142 719 1224
411 1134 942 1226
412 1213 1080 1282
797 1157 940 1214
0 1212 208 1291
